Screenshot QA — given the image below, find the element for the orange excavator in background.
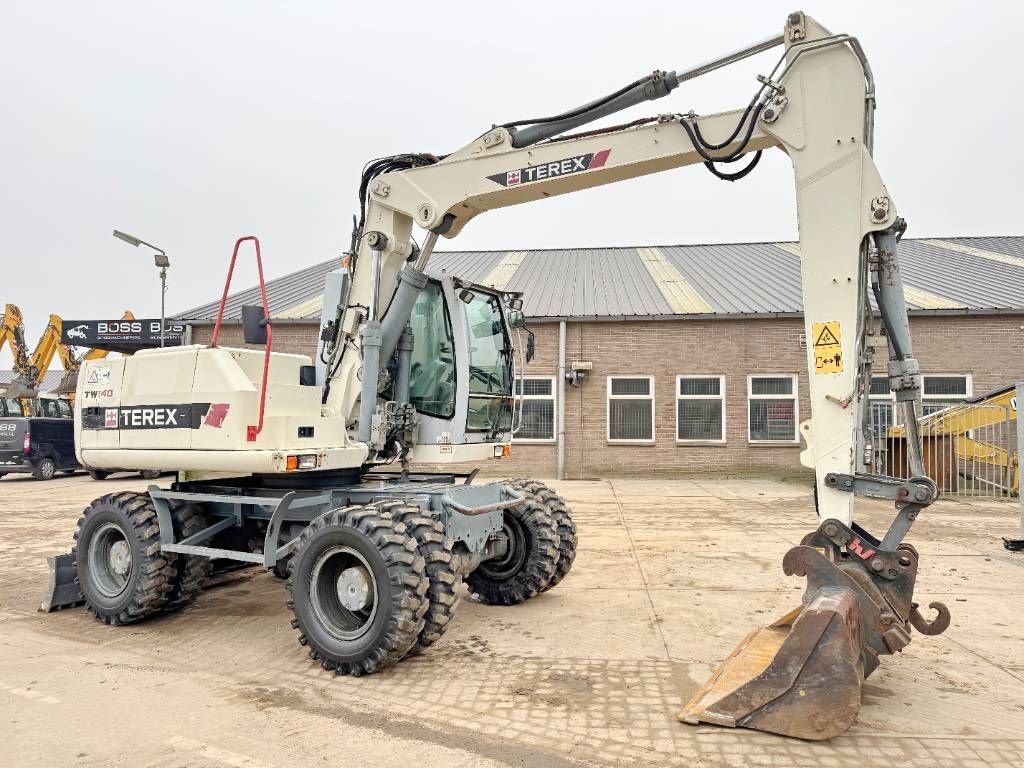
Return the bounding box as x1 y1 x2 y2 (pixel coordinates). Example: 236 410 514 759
1 305 135 415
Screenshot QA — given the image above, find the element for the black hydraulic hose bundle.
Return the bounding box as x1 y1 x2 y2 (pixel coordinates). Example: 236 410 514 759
679 79 773 182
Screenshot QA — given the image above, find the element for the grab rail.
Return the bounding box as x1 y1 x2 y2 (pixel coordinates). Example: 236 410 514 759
211 236 272 441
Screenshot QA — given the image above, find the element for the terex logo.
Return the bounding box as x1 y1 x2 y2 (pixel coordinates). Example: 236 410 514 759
486 149 611 188
121 407 181 428
96 403 222 431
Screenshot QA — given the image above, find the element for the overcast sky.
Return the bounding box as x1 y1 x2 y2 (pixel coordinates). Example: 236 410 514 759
2 1 1020 366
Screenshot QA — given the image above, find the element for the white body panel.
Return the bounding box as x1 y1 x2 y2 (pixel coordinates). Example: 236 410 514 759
76 345 368 473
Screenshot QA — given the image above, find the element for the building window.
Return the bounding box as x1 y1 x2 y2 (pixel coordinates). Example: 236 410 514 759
868 376 896 439
748 374 798 443
607 376 654 443
867 373 972 430
676 375 725 443
921 374 971 415
514 376 556 442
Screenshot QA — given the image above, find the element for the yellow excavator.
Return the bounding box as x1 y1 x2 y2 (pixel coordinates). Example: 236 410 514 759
1 307 135 415
1 303 37 416
889 384 1019 495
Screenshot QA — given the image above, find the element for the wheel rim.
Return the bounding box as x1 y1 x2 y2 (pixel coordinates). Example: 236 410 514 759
88 522 133 598
477 512 529 581
41 461 54 479
309 546 378 641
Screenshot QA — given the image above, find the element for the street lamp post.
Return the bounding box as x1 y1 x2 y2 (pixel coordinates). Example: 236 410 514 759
112 229 170 347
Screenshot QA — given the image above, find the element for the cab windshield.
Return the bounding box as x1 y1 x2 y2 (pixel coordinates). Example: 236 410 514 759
462 289 513 434
0 397 23 417
408 282 456 419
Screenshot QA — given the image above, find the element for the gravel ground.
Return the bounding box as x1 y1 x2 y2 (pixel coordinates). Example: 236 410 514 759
1 473 1023 767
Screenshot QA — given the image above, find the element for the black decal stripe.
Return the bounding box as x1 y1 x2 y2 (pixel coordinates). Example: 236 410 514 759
82 403 213 430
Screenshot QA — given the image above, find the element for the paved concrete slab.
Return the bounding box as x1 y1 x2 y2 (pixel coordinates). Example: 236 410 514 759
1 473 1022 767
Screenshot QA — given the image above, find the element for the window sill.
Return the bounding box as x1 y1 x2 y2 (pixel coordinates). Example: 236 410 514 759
747 440 801 447
676 440 727 447
513 439 556 445
606 440 656 446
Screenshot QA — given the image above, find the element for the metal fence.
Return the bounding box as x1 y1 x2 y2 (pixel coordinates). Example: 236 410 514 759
867 384 1021 501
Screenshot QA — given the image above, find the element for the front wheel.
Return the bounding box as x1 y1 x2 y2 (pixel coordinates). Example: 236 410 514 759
140 470 161 480
287 505 428 675
508 479 577 591
88 470 111 481
32 457 56 481
466 496 560 606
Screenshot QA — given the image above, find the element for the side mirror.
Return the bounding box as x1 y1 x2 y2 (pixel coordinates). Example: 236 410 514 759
508 296 524 311
242 305 269 345
507 309 527 329
526 334 536 363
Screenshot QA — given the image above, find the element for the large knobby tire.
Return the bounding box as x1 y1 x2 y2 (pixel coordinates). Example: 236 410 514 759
33 457 56 481
390 505 460 655
163 502 213 613
466 494 559 605
287 505 428 676
73 492 178 625
508 479 577 591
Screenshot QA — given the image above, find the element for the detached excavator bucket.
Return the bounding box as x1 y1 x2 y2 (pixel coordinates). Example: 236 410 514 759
680 586 865 740
680 524 951 741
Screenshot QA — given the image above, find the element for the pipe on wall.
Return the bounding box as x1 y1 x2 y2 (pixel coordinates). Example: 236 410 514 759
558 320 566 480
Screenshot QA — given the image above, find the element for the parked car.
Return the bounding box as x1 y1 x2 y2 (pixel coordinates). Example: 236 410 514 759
0 394 159 481
0 397 78 480
86 467 161 481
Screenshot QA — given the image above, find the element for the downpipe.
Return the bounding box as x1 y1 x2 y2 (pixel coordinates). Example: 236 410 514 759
557 320 566 481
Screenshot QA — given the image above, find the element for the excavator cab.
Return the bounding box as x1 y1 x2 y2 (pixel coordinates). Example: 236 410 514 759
406 277 517 453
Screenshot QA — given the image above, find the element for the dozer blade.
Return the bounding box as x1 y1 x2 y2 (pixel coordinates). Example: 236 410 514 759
679 586 864 741
40 553 84 612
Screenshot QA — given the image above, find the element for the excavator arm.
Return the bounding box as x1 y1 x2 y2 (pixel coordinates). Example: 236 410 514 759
321 12 946 739
1 304 36 415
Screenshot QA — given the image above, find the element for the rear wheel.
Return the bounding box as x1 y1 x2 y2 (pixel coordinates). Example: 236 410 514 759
88 470 111 481
140 470 161 480
73 492 177 625
391 505 460 655
33 457 56 481
466 494 559 605
287 504 428 675
163 503 212 612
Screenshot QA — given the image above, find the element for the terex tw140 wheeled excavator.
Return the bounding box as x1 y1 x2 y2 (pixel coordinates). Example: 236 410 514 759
47 12 950 741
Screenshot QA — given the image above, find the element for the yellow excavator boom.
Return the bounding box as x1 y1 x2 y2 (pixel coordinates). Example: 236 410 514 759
2 308 137 411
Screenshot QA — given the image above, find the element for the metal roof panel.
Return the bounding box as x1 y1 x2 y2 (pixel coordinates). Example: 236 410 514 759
174 236 1024 321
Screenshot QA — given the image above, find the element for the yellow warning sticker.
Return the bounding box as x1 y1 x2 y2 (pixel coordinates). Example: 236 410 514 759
812 321 843 374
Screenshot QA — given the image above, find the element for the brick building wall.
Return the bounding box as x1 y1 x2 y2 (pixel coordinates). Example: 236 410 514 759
189 315 1024 479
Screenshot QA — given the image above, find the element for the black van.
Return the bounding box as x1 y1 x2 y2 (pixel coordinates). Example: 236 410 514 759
0 395 79 480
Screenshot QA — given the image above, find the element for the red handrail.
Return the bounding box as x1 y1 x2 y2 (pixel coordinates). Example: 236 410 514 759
211 236 272 442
